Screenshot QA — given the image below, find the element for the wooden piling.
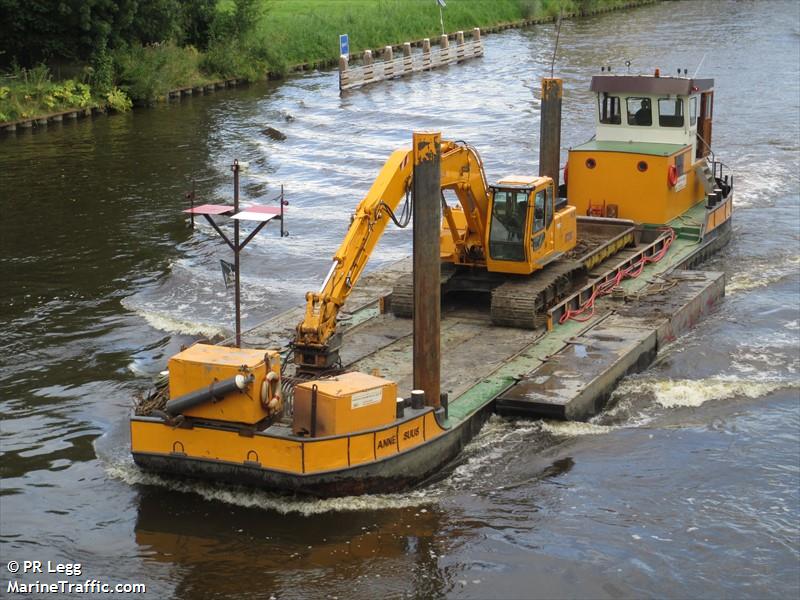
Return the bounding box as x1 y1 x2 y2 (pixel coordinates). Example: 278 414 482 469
363 50 374 85
412 131 442 409
339 55 349 90
539 78 563 188
383 46 394 78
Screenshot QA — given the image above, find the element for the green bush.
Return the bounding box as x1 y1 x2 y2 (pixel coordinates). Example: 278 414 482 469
105 87 133 112
49 81 92 108
0 65 102 121
89 47 115 94
211 0 263 41
520 0 539 19
201 0 270 80
201 39 268 81
113 42 206 103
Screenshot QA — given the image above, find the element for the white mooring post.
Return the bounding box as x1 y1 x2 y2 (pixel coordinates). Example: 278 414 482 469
362 49 373 85
338 55 349 91
440 34 450 64
473 28 483 58
402 42 412 75
422 38 431 70
456 30 465 62
383 45 394 78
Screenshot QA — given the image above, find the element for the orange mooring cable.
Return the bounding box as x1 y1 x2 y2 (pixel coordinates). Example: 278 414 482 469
558 227 676 324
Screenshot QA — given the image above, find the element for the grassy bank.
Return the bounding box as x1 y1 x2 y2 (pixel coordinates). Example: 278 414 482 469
256 0 532 70
253 0 640 69
1 0 651 125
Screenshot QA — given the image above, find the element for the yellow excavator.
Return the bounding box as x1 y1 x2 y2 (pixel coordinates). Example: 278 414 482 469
293 139 583 369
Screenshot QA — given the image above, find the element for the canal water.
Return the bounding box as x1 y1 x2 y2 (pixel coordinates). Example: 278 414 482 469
1 1 798 598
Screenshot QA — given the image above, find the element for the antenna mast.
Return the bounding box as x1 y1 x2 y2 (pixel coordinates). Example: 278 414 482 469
550 10 563 78
693 52 707 78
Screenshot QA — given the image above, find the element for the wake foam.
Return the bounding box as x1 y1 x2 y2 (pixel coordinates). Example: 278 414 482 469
727 255 800 294
121 299 228 338
613 376 797 408
106 461 435 515
536 420 618 436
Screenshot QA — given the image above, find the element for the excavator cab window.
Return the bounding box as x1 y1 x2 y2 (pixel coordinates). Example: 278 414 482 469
489 188 527 261
533 190 546 231
531 189 546 251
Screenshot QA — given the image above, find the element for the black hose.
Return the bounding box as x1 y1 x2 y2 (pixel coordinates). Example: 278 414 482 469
379 177 413 228
165 374 253 416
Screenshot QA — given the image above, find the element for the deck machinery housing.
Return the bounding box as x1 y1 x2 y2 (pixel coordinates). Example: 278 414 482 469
131 72 733 496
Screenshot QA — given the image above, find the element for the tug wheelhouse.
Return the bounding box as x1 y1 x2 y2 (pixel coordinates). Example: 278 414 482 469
567 73 726 225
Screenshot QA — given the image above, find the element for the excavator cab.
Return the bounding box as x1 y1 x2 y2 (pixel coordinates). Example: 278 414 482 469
488 187 529 261
486 176 566 275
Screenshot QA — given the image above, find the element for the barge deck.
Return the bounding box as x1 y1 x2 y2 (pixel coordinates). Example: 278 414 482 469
245 200 729 427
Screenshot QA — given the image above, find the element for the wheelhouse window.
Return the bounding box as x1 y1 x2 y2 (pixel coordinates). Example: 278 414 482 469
626 97 652 126
489 189 527 261
658 98 684 127
598 93 621 124
689 96 698 127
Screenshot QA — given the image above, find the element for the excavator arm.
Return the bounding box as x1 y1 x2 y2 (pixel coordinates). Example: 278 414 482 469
294 140 491 368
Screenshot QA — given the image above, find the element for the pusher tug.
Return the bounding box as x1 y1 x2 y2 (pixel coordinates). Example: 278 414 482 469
131 71 733 497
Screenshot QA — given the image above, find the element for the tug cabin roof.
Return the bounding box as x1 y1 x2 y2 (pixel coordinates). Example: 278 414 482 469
590 75 714 96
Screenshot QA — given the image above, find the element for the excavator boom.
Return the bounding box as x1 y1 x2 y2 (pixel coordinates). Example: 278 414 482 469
294 140 491 369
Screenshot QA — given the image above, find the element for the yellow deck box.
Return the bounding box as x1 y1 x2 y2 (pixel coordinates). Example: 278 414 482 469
168 343 280 424
293 372 397 437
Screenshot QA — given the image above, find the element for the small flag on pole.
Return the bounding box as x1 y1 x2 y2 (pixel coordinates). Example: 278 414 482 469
220 259 235 289
437 0 446 35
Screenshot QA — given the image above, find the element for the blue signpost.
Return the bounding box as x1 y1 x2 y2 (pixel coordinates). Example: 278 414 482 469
339 34 349 58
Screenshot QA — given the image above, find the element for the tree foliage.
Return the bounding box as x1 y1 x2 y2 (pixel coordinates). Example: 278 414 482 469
0 0 217 68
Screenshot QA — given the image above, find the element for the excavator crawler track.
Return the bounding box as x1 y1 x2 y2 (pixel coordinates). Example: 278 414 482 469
390 266 458 318
390 260 585 329
490 260 584 329
390 274 414 318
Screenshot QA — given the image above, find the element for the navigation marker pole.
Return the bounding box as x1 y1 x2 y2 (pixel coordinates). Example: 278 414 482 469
233 161 241 346
183 160 289 347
